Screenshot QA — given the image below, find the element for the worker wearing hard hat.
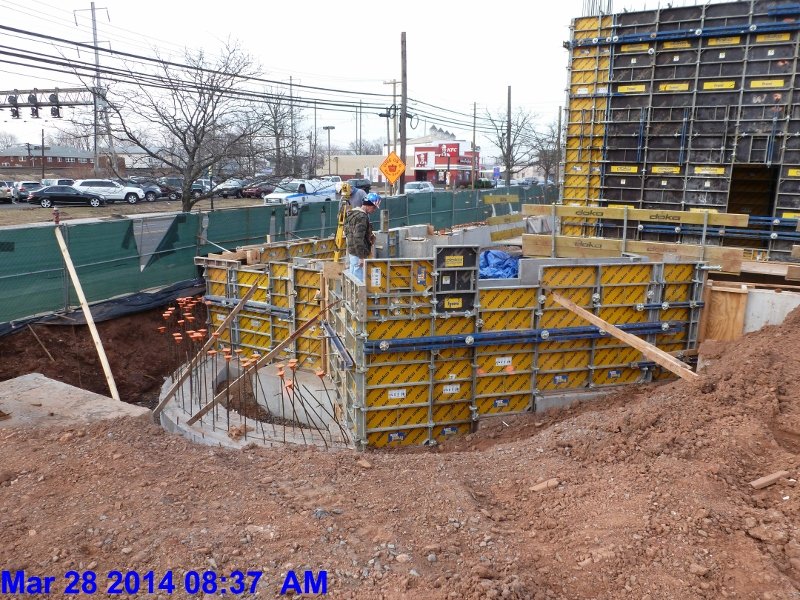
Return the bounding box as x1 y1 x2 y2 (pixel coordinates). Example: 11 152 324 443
345 193 382 281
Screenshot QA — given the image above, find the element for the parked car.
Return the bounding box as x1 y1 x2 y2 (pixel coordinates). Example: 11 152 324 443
320 175 343 194
72 179 144 204
264 179 336 216
154 177 205 200
40 178 75 187
13 181 42 202
474 178 494 189
405 181 435 194
126 180 163 202
346 178 371 193
28 185 106 208
213 179 246 198
0 181 13 203
241 180 276 199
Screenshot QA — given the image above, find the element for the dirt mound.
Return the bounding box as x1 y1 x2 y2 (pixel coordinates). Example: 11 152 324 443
1 307 799 598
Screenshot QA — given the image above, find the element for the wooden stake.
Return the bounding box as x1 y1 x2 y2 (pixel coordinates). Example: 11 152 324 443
27 324 55 363
151 281 260 419
550 292 699 382
54 226 121 401
186 301 340 426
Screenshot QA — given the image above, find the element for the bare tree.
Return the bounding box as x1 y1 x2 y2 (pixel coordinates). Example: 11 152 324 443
531 120 561 190
485 108 537 182
101 42 268 211
0 131 18 149
347 138 383 155
45 120 93 152
261 88 297 178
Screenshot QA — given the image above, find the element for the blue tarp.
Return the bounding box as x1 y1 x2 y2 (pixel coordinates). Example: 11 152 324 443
479 250 520 279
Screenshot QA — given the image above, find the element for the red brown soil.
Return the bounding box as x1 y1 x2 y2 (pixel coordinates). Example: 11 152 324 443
1 307 800 599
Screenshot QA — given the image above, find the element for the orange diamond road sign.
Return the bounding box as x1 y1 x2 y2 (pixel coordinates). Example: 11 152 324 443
380 151 406 185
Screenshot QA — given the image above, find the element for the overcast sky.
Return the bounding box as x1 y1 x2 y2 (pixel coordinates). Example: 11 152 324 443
2 0 684 158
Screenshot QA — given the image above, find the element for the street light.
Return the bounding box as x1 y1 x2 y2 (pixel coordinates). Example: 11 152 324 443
323 125 335 175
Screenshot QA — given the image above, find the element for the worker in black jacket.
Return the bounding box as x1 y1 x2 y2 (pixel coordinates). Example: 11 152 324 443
345 193 381 281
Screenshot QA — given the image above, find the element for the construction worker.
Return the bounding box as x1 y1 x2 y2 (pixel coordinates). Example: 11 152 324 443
349 185 367 208
345 193 381 281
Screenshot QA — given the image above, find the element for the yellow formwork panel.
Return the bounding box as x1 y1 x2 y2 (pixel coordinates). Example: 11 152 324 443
433 381 472 402
314 239 336 255
205 267 228 297
431 423 471 442
601 264 653 285
296 334 322 355
541 266 597 288
663 264 695 282
594 346 643 366
592 367 645 386
602 285 649 305
270 262 291 277
366 405 429 430
296 303 322 320
294 273 321 293
433 316 475 336
537 370 590 392
261 245 289 262
482 309 534 331
539 308 595 329
209 309 232 343
661 307 690 322
597 306 649 324
366 295 433 318
366 384 429 408
537 350 591 372
270 318 291 344
652 368 677 381
367 362 430 387
236 270 269 302
476 346 534 374
286 242 313 258
366 260 434 294
432 402 472 424
476 393 531 415
655 331 688 346
572 15 613 32
543 287 593 308
664 284 691 302
366 316 433 340
237 311 272 351
367 426 430 448
475 373 532 395
657 342 688 354
433 357 472 382
481 287 538 310
367 350 428 366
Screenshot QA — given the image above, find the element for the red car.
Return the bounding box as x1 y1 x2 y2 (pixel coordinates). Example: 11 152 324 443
241 181 276 199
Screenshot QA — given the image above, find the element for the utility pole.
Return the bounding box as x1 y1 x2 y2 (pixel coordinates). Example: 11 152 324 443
471 102 477 189
41 129 45 180
358 99 363 155
384 79 398 154
399 34 407 194
313 101 317 177
290 76 295 175
74 2 108 176
323 125 335 175
556 106 563 198
506 85 512 187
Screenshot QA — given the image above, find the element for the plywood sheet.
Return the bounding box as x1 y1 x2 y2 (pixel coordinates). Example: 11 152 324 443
702 283 748 342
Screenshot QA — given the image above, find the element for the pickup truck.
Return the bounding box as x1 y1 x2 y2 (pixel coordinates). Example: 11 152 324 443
263 179 337 215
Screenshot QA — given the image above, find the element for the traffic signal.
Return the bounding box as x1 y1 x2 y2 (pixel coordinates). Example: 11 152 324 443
7 94 19 119
49 92 60 118
28 93 39 118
